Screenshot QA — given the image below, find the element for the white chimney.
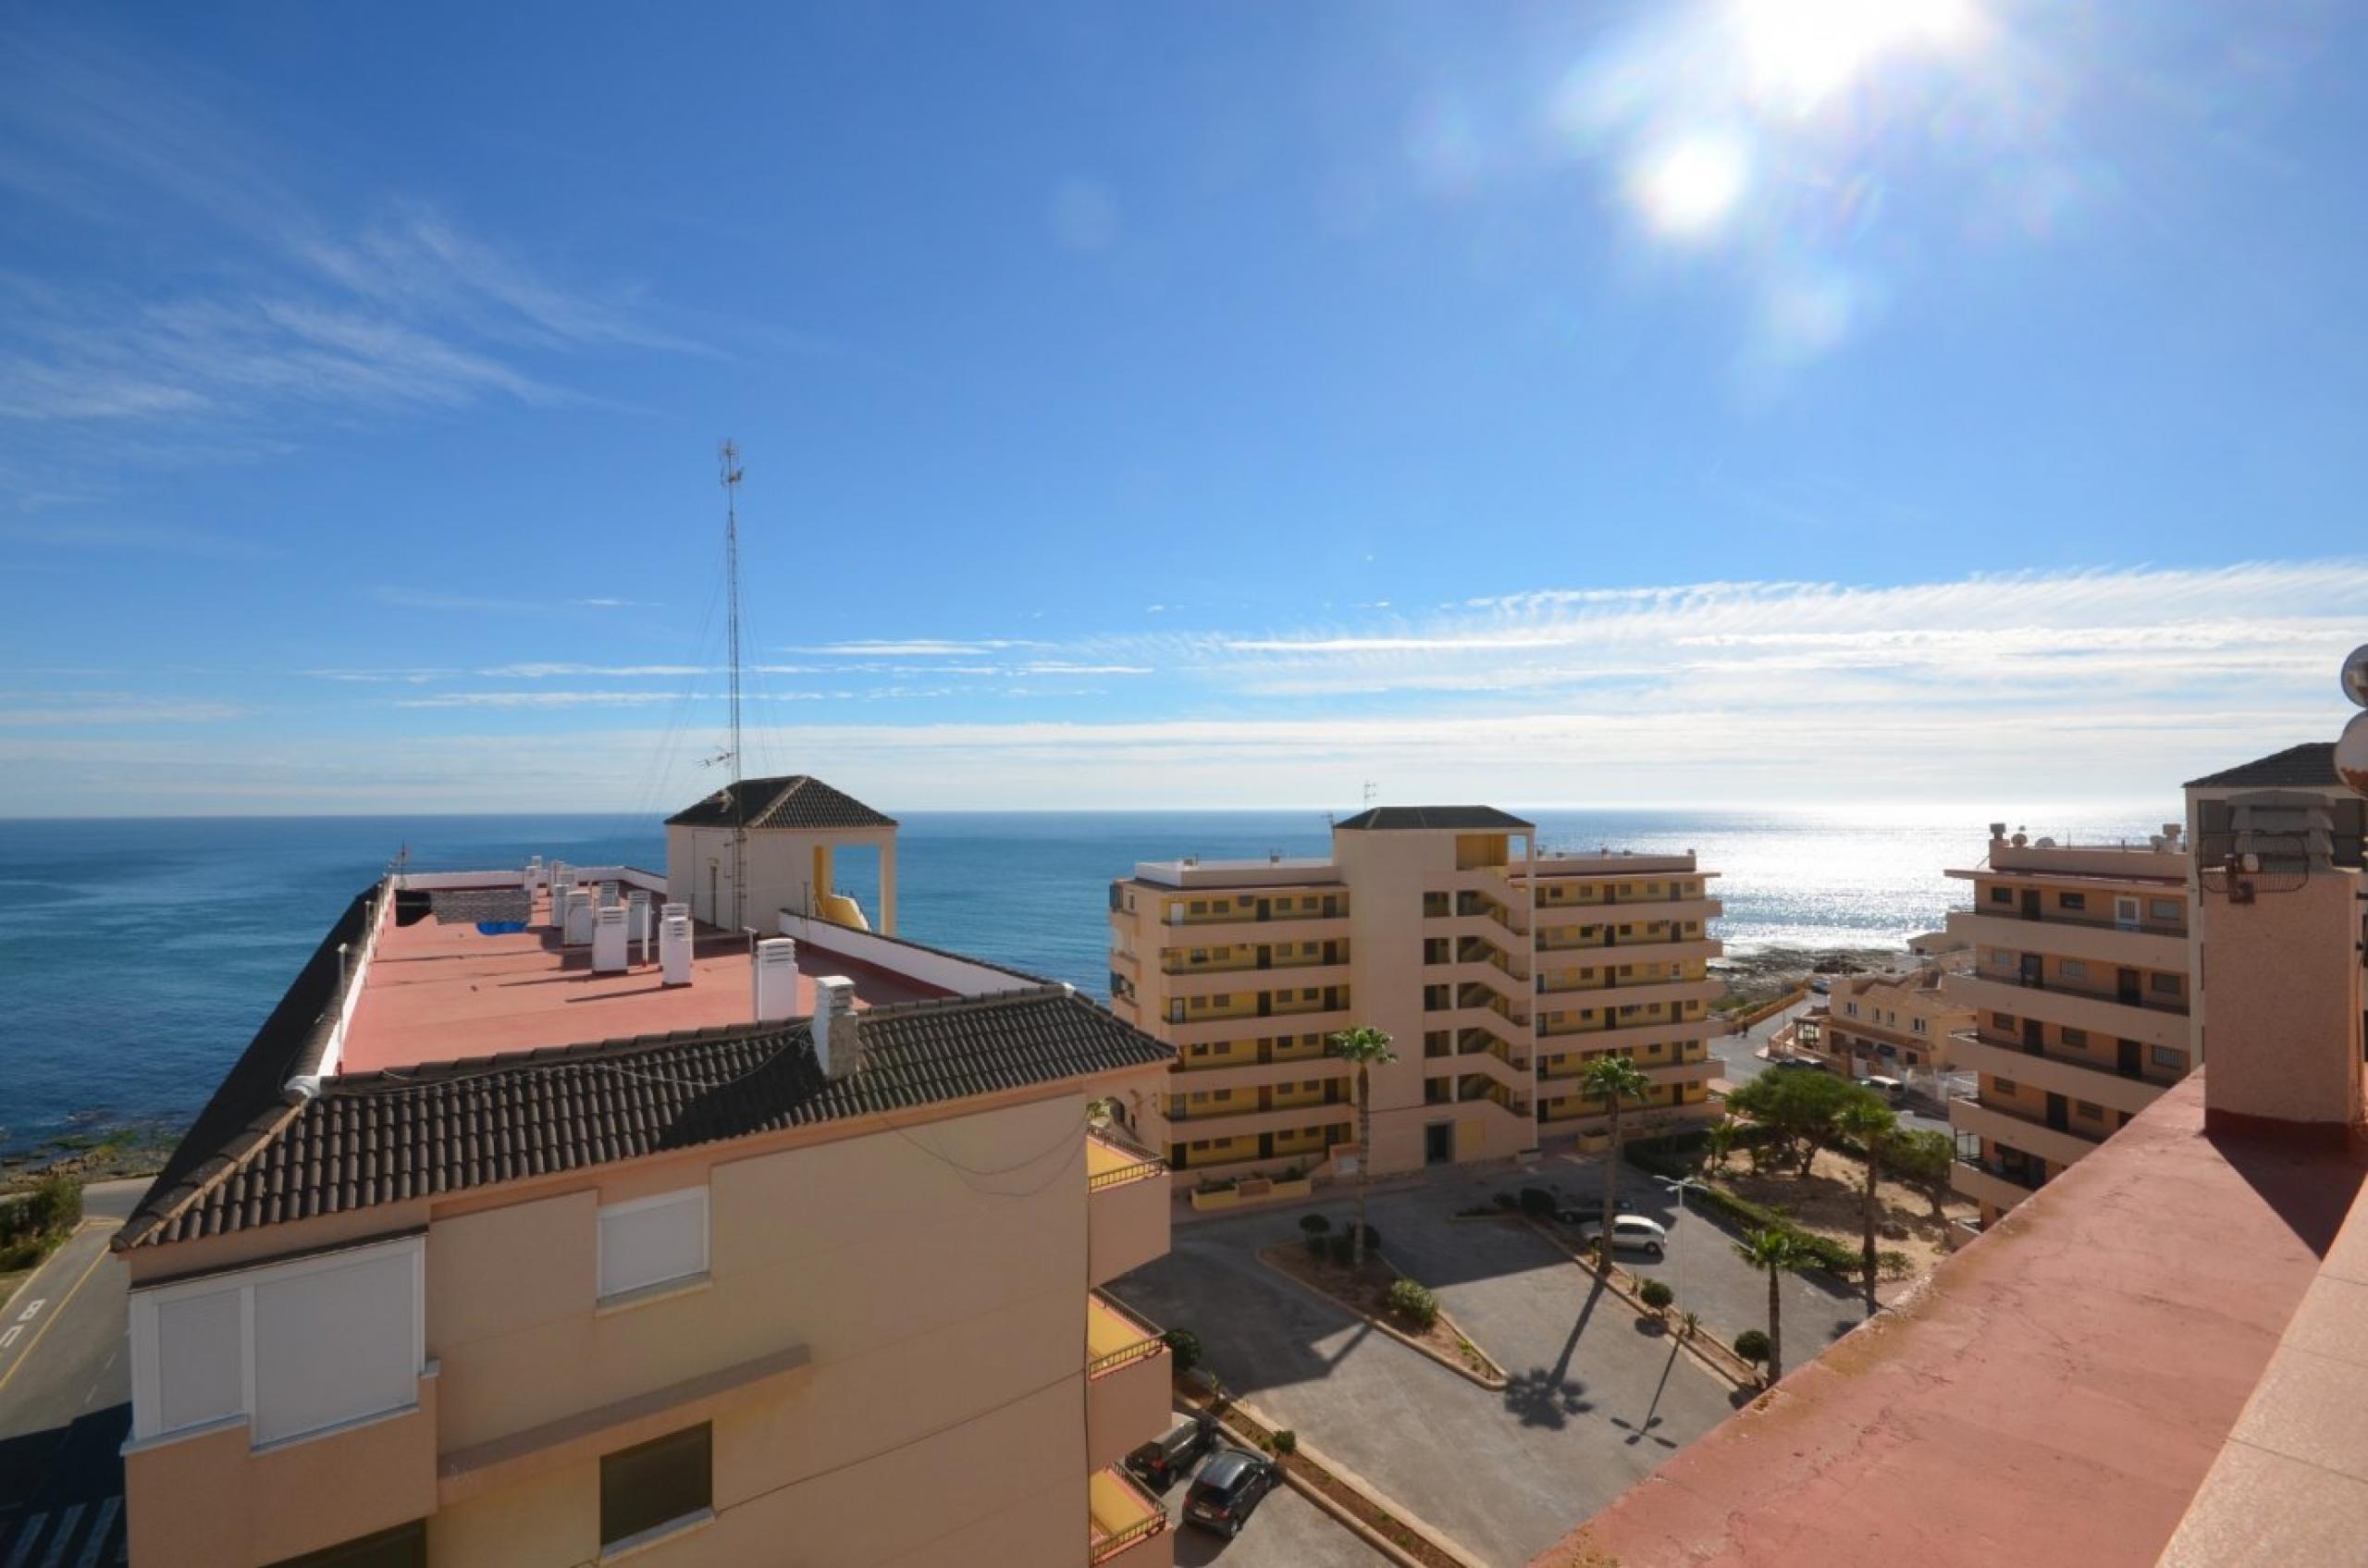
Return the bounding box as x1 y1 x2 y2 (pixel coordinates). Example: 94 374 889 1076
812 976 863 1080
592 903 630 973
627 890 652 957
660 912 694 985
753 938 799 1021
661 900 688 923
598 880 621 908
524 855 544 890
562 888 597 946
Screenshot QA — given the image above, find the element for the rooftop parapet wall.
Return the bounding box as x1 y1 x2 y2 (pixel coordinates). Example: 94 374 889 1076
1987 836 2189 882
1128 858 1341 888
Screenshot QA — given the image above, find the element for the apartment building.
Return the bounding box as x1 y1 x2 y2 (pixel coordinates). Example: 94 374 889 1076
1106 806 1721 1184
115 782 1178 1568
1797 967 1973 1085
1940 823 2195 1228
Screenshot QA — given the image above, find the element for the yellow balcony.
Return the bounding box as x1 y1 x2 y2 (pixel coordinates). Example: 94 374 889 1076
1088 1124 1170 1288
1086 1292 1170 1474
1090 1465 1173 1565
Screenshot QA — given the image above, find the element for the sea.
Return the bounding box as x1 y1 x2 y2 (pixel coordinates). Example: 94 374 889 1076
0 807 2170 1160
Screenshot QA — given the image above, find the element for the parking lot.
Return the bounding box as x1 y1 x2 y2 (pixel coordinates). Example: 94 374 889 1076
1111 1172 1758 1568
1141 1415 1392 1568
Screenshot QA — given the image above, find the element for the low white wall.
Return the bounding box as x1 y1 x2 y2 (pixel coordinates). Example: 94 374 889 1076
776 912 1036 998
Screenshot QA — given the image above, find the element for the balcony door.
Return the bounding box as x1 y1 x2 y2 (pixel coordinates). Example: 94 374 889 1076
2019 953 2042 988
2045 1092 2070 1132
2117 1039 2142 1079
2115 896 2140 932
2116 968 2141 1006
2020 888 2041 920
2022 1017 2044 1056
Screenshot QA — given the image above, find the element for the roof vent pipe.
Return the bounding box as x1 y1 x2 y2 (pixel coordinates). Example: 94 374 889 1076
813 976 862 1080
754 938 799 1022
592 903 630 973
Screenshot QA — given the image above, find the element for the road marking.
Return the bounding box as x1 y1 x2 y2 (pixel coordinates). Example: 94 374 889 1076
0 1329 18 1350
0 1228 117 1398
2 1512 45 1568
34 1505 80 1568
70 1500 118 1568
14 1302 44 1325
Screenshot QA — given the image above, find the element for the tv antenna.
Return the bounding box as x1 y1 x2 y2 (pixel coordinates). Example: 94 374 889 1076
1362 781 1379 807
720 438 747 929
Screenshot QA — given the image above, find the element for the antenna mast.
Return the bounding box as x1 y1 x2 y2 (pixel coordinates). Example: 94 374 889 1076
721 438 746 929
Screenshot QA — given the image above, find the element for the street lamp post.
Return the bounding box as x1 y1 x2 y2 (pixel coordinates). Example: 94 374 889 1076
1659 1175 1702 1312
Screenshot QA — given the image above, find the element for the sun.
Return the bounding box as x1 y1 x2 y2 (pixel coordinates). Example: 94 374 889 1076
1632 134 1752 239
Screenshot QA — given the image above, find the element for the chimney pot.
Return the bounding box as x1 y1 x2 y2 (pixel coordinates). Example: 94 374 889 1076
813 976 863 1080
753 938 799 1022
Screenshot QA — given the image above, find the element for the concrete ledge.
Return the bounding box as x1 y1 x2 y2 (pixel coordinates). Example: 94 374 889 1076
1253 1244 1509 1390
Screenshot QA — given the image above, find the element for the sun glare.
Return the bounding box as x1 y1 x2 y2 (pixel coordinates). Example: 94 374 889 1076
1631 133 1750 238
1730 0 1983 110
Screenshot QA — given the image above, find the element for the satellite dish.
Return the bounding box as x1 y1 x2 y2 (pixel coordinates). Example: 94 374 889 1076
2337 709 2368 797
2343 644 2368 709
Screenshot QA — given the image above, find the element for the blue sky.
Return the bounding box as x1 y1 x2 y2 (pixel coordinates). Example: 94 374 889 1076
3 0 2365 814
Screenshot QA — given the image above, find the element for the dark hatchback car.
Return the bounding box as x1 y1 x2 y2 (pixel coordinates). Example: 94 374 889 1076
1184 1449 1279 1537
1125 1414 1219 1489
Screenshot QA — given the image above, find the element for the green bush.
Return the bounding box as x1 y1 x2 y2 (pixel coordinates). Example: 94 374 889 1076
1518 1187 1556 1219
1385 1278 1440 1329
1162 1328 1202 1373
1639 1278 1675 1310
0 1175 81 1244
1326 1232 1355 1266
1300 1214 1331 1237
1271 1428 1298 1455
1623 1137 1856 1274
1734 1328 1771 1367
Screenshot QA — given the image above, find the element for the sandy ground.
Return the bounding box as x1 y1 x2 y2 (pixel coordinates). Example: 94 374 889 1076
1706 1145 1970 1278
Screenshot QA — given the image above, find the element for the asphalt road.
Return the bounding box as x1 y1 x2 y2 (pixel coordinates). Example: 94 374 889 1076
0 1179 143 1568
1146 1414 1390 1568
1710 995 1957 1136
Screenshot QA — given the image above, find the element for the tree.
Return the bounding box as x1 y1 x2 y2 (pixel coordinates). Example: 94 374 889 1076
1734 1227 1806 1382
1886 1128 1956 1226
1701 1116 1740 1177
1329 1025 1399 1269
1835 1097 1898 1315
1729 1070 1881 1178
1578 1053 1653 1271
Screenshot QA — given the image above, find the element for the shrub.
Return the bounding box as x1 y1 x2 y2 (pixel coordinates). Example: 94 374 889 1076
1879 1249 1914 1280
1518 1187 1556 1219
1639 1278 1675 1311
1680 1310 1701 1340
1386 1278 1440 1330
1492 1191 1520 1212
1162 1328 1202 1374
1326 1232 1356 1266
1733 1328 1771 1368
1300 1213 1331 1237
0 1175 80 1245
1360 1223 1381 1253
1272 1428 1298 1455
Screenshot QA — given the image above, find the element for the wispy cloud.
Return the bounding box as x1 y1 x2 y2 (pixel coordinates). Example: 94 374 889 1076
0 693 242 725
0 30 698 443
786 637 1052 657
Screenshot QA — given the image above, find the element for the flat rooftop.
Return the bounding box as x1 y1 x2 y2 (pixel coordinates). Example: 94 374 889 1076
1536 1069 2368 1568
340 885 956 1074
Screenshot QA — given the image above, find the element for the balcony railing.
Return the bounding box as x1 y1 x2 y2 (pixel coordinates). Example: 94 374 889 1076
1974 969 2189 1017
1967 900 2187 939
1089 1465 1171 1563
1087 1124 1168 1191
1955 1152 2046 1192
1086 1290 1166 1377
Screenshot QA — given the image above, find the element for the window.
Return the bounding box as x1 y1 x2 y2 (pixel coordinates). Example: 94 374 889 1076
2060 959 2087 980
1913 1018 1928 1034
1992 1012 2016 1029
600 1423 713 1553
265 1521 427 1568
1990 886 2014 906
598 1189 709 1303
2149 898 2181 920
1844 1002 1859 1017
2059 892 2086 911
1994 1079 2017 1095
2151 1045 2187 1070
130 1235 425 1446
2063 1028 2088 1047
1190 948 1206 963
2076 1101 2103 1120
2151 974 2183 995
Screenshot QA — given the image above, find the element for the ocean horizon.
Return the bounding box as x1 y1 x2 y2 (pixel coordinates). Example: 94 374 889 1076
0 805 2171 1159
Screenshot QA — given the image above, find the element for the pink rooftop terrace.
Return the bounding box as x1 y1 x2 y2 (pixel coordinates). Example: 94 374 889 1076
339 885 946 1075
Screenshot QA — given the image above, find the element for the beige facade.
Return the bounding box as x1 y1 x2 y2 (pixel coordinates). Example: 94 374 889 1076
1107 809 1722 1184
118 786 1178 1568
1941 826 2195 1228
1798 967 1972 1084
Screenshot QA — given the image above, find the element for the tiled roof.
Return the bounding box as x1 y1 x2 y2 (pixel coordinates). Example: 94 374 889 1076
2185 743 2338 790
117 985 1169 1252
664 774 896 831
1334 805 1535 832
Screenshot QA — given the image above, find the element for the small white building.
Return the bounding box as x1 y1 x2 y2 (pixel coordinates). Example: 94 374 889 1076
663 773 898 934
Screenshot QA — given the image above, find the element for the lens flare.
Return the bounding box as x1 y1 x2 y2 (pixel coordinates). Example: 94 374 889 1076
1731 0 1983 111
1631 133 1751 238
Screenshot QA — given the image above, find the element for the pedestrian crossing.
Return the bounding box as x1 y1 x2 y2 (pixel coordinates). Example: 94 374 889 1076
0 1496 124 1568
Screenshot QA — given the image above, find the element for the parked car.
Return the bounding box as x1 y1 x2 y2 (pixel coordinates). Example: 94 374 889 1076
1554 1199 1635 1226
1125 1414 1219 1489
1771 1056 1825 1072
1862 1074 1906 1101
1807 976 1832 994
1184 1449 1280 1537
1577 1215 1671 1258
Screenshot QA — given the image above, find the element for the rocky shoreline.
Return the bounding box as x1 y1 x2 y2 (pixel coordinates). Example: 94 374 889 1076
1 1124 179 1192
1712 944 1906 1005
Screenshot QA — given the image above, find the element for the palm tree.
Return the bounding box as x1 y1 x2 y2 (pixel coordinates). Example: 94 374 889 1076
1701 1115 1740 1177
1835 1098 1898 1315
1329 1025 1398 1270
1734 1227 1805 1382
1578 1054 1653 1271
